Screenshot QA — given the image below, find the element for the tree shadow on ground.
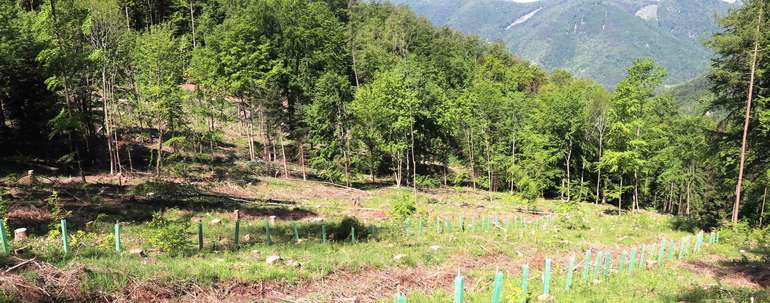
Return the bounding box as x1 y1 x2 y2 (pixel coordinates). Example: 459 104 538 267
3 180 317 237
670 214 720 233
671 285 769 302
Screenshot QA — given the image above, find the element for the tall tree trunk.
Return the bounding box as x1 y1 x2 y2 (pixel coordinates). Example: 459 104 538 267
595 131 604 204
485 136 492 203
394 152 402 187
618 176 623 214
443 154 448 187
733 7 763 223
189 0 196 48
155 128 164 176
279 132 289 178
686 179 692 215
761 185 767 226
299 139 307 181
566 139 572 201
102 68 115 175
663 181 674 213
259 104 271 176
468 128 476 189
676 185 682 216
410 123 417 197
510 134 516 193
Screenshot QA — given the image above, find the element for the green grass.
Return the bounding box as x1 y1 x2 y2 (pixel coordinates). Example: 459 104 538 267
1 179 764 301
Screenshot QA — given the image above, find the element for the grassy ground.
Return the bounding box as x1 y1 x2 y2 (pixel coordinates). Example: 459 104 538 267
0 172 768 302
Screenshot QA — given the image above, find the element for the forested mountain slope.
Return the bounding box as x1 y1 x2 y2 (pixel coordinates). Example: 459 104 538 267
390 0 738 87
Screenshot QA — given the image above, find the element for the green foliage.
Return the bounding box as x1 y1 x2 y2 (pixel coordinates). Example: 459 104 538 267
554 202 589 230
332 216 368 241
144 212 191 255
393 0 732 86
389 194 417 221
414 175 439 188
46 191 70 231
718 221 770 248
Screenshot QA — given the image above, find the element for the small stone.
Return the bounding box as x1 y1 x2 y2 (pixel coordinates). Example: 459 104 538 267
266 255 283 265
286 259 301 268
210 218 221 225
393 254 406 261
243 234 253 242
536 294 554 302
429 245 441 251
13 228 27 241
129 249 147 257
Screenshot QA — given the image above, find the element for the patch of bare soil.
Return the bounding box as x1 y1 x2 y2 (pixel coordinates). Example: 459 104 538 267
679 253 770 289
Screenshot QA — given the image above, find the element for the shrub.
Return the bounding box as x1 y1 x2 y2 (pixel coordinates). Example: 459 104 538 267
415 175 439 188
145 212 191 255
389 194 417 221
333 217 368 241
47 191 70 231
555 202 588 230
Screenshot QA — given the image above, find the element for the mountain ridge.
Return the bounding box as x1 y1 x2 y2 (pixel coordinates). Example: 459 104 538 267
389 0 737 87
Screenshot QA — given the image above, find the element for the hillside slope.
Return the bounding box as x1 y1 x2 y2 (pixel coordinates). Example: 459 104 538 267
390 0 737 87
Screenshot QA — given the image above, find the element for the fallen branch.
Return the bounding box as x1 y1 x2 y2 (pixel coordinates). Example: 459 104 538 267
5 257 36 273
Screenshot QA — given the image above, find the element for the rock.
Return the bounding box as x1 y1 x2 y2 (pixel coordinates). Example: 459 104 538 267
210 218 221 225
243 234 253 242
536 294 554 302
266 255 283 265
286 259 301 268
13 228 27 241
129 249 147 257
429 245 441 251
16 170 37 185
393 254 406 261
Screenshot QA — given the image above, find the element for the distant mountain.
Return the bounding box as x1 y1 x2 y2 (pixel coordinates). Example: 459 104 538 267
388 0 738 87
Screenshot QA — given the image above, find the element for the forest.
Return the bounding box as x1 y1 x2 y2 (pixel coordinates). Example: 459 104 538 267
0 0 769 229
